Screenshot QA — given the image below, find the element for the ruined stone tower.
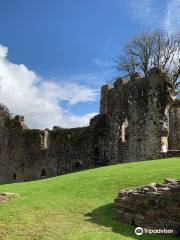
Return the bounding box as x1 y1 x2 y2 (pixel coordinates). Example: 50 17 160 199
99 68 176 162
0 68 179 183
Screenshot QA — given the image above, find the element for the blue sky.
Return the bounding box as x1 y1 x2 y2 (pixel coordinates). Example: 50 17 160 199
0 0 179 128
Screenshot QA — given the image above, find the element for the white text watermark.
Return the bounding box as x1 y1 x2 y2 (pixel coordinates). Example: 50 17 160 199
135 227 174 235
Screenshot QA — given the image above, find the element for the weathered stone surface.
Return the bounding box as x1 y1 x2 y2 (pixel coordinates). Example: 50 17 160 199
100 68 176 163
169 99 180 150
114 179 180 235
0 68 179 183
0 192 18 204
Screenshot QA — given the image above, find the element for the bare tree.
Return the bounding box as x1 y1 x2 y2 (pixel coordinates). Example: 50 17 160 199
116 31 180 89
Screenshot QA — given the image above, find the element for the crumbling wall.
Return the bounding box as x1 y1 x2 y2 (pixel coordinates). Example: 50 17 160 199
47 126 93 175
169 99 180 150
100 68 176 163
90 114 110 166
0 68 178 183
114 178 180 235
0 113 110 183
0 115 57 183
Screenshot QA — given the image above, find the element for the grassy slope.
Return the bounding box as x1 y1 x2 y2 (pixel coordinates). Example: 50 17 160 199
0 158 180 240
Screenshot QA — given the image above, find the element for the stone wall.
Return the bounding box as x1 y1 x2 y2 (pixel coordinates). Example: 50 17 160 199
0 68 179 183
0 113 110 183
0 115 56 183
114 179 180 235
169 99 180 150
100 68 176 163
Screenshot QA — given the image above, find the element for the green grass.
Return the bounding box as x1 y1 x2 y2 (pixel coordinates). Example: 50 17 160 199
0 157 180 240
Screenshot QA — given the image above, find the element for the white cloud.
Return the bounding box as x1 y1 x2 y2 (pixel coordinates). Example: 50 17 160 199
0 44 98 129
0 45 8 58
123 0 180 33
164 0 180 33
128 0 153 20
123 0 159 27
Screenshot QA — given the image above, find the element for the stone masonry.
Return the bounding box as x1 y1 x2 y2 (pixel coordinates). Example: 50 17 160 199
114 178 180 235
0 68 179 183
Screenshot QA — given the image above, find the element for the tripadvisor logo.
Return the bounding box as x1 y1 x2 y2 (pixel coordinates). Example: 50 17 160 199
135 227 174 235
135 227 143 235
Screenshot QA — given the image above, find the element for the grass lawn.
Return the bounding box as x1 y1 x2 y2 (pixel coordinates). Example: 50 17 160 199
0 157 180 240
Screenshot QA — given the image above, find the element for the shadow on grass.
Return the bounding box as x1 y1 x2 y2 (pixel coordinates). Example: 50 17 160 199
85 203 175 240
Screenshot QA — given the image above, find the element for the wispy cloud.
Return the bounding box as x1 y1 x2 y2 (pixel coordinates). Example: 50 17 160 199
128 0 153 20
0 44 98 129
164 0 180 33
123 0 180 33
51 68 116 89
92 58 113 68
123 0 159 27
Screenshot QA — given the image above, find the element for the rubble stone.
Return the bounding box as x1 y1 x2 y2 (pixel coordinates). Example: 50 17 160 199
114 179 180 235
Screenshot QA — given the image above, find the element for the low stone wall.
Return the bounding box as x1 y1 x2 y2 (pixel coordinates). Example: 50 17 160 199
114 179 180 235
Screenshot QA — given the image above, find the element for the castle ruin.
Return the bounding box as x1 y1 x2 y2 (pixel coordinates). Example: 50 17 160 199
0 68 180 183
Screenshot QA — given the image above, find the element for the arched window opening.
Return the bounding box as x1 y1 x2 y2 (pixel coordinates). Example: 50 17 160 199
41 169 47 177
74 161 83 170
121 119 129 143
161 136 168 154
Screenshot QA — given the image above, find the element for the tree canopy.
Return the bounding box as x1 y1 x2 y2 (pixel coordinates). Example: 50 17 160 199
116 31 180 88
